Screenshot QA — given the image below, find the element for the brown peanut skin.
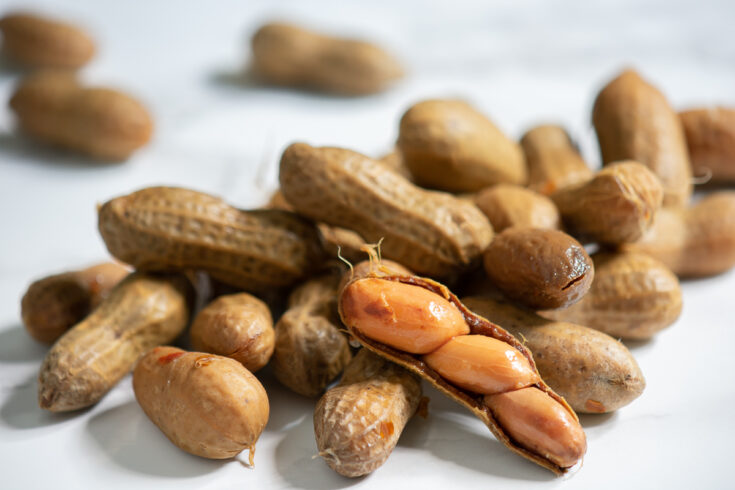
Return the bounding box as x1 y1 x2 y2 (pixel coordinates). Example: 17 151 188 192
38 273 190 412
0 12 94 69
622 192 735 277
189 293 274 373
251 22 402 95
592 69 692 207
541 252 682 339
273 273 352 398
397 99 527 192
680 107 735 183
551 161 663 244
9 71 153 160
279 143 493 278
99 186 325 292
483 228 594 310
521 125 593 195
21 262 129 343
133 347 269 460
463 295 645 413
474 184 561 232
314 349 421 477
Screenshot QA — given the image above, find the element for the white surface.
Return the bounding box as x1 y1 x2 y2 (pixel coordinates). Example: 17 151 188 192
1 1 734 489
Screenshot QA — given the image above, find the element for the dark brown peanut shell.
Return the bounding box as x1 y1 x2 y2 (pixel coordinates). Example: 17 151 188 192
474 184 561 232
483 228 593 310
680 107 735 183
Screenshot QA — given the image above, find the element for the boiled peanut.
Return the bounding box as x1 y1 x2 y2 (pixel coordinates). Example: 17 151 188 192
38 273 190 412
251 22 402 95
541 251 682 339
551 161 663 244
622 192 735 277
463 295 646 413
21 261 129 343
99 186 325 292
521 124 593 195
9 71 153 160
474 184 560 232
338 258 413 294
189 293 274 373
483 228 594 310
273 273 352 397
378 148 413 180
133 347 269 461
397 99 527 192
680 107 735 183
592 69 692 207
0 12 94 69
279 143 493 278
314 349 421 477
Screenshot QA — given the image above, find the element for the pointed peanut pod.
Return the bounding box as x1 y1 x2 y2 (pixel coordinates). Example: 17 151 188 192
680 107 735 184
314 349 422 477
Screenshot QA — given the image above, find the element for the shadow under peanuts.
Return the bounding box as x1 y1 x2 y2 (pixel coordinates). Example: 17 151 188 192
0 374 80 431
0 132 128 169
578 411 617 428
0 324 48 363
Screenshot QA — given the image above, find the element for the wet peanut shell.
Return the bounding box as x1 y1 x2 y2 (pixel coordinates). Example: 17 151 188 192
474 184 561 232
279 143 493 278
483 228 594 310
98 186 325 292
680 107 735 183
339 273 579 475
314 349 421 477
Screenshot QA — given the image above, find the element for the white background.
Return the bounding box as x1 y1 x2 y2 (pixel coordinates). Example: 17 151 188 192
1 1 734 489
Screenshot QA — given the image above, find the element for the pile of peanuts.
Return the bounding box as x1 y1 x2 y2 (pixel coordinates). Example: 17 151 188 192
8 9 735 480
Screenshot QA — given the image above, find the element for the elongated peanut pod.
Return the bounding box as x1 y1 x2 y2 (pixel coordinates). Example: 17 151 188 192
680 107 735 183
521 125 592 195
485 387 586 469
314 349 421 477
474 184 560 232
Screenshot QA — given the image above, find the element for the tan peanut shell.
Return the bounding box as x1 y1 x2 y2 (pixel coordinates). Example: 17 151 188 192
99 186 325 292
541 251 682 339
251 22 402 95
397 99 527 192
133 346 269 461
314 349 421 477
551 161 663 244
680 107 735 183
592 69 692 207
38 273 190 412
9 71 153 160
21 261 129 343
520 124 593 195
622 192 735 277
339 271 580 475
462 295 645 413
189 293 274 373
474 184 561 232
0 12 94 69
483 228 594 310
279 143 493 278
378 149 413 180
273 273 352 397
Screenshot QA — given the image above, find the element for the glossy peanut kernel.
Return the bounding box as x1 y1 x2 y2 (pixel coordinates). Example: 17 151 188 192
484 387 586 468
340 278 469 354
422 335 539 394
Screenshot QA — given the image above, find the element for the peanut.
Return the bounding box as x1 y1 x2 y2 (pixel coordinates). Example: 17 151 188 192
273 272 352 397
680 107 735 183
541 251 682 339
483 228 594 310
551 161 663 244
314 349 421 477
251 22 402 95
474 184 560 232
0 12 94 69
622 192 735 277
378 148 413 180
463 295 646 413
592 69 692 207
189 293 274 373
133 347 269 462
279 143 493 277
397 99 527 192
98 186 325 292
38 272 190 412
21 261 129 343
9 71 153 160
520 125 593 195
